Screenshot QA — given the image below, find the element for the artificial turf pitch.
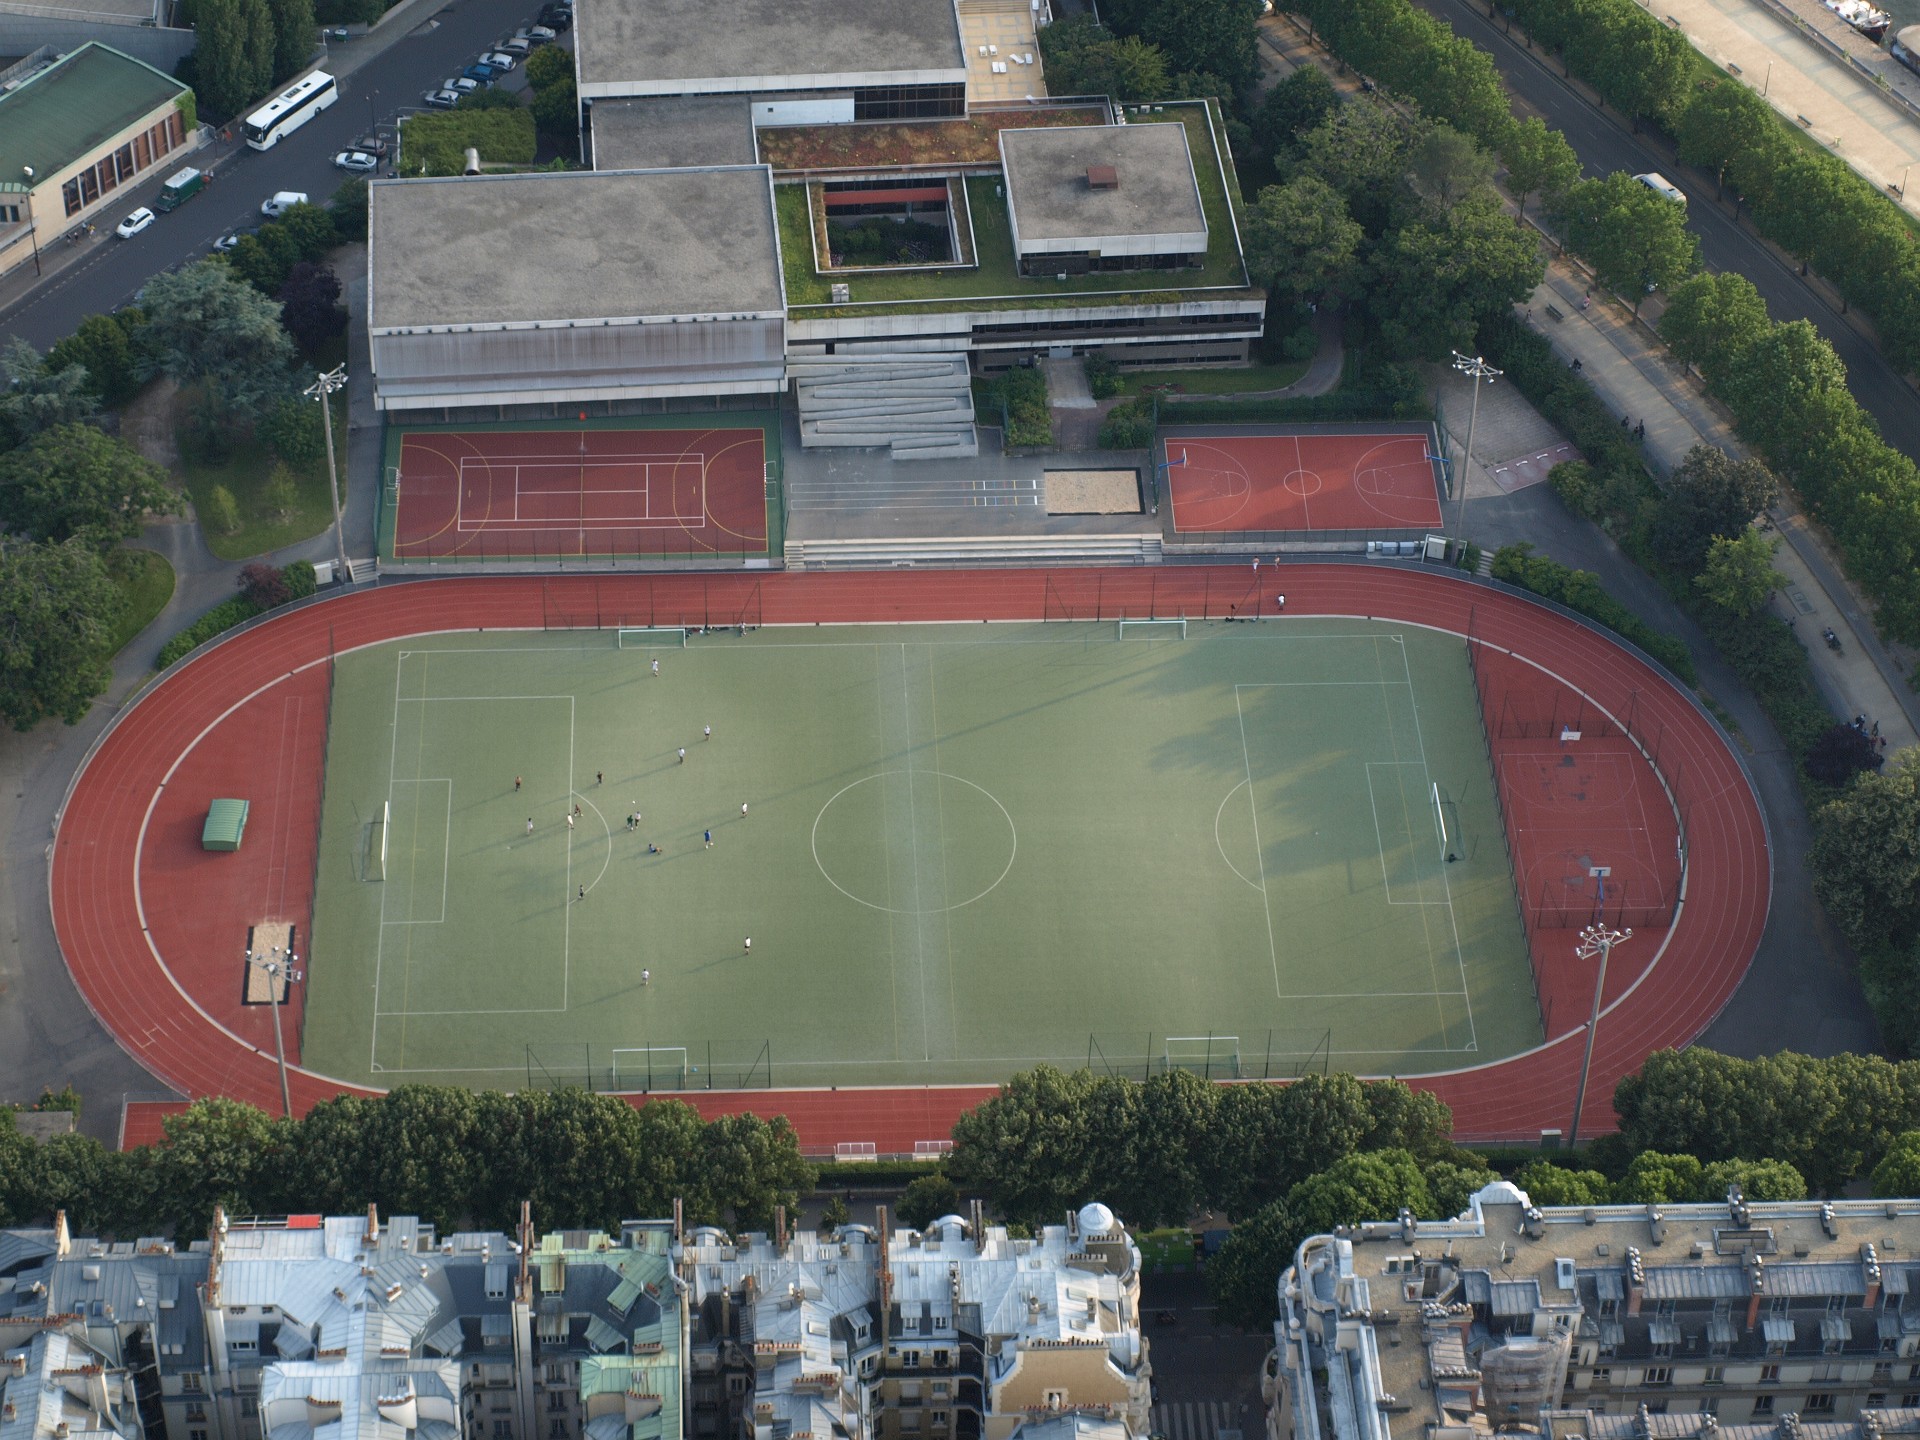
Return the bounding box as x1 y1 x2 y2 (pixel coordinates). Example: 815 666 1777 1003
301 621 1541 1092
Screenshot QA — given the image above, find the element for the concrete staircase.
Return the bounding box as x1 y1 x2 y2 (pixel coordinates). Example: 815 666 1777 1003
787 534 1163 568
791 353 978 460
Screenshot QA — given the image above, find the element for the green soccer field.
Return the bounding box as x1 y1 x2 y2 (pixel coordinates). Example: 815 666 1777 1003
301 621 1541 1092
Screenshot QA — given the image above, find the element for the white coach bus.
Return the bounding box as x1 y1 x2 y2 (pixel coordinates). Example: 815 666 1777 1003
243 70 338 150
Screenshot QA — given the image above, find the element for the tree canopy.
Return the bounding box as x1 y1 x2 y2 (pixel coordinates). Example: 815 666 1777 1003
0 338 98 445
1556 171 1699 311
1499 116 1580 219
0 424 178 549
1650 445 1777 574
1243 174 1361 300
137 261 297 419
0 538 124 729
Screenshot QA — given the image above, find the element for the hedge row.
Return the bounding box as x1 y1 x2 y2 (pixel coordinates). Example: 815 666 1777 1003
1490 543 1699 684
154 560 315 669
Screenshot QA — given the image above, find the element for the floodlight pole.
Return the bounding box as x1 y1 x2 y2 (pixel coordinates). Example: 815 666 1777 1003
306 365 350 583
244 946 302 1118
1568 921 1632 1150
1450 351 1500 559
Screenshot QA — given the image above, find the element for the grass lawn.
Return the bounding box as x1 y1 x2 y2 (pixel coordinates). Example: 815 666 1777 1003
105 548 175 655
177 386 349 561
1121 359 1311 397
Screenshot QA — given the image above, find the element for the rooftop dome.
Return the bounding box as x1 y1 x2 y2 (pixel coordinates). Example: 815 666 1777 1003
1078 1202 1117 1236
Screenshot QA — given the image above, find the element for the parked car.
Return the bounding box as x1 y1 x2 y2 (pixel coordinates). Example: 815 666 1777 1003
479 49 518 71
323 25 349 39
494 36 531 55
514 25 554 43
212 228 253 252
463 61 502 82
443 75 484 94
424 87 461 107
260 190 309 217
115 207 155 239
537 3 570 26
333 150 379 173
351 133 390 156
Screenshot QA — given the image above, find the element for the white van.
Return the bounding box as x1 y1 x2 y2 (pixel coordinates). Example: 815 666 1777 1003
1634 172 1687 207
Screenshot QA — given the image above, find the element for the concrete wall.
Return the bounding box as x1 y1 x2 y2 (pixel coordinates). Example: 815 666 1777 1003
0 18 194 73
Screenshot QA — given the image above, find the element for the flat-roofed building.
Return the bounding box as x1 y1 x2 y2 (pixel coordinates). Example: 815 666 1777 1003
1266 1184 1920 1440
367 166 787 415
588 97 758 171
574 0 967 123
998 124 1207 278
0 42 197 281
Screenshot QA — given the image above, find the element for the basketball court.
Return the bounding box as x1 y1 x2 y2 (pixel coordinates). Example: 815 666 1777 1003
1162 427 1445 534
381 418 779 561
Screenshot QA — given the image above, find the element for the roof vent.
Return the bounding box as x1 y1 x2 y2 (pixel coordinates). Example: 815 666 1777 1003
1086 165 1118 191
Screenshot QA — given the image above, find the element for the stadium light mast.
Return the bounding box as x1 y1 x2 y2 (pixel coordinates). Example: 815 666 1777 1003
244 946 302 1118
1568 920 1631 1150
1450 350 1500 559
306 365 350 584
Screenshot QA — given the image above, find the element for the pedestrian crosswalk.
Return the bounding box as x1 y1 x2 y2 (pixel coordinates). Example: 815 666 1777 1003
1152 1402 1240 1440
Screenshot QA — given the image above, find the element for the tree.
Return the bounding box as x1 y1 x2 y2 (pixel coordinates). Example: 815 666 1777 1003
276 205 340 266
1108 1069 1217 1227
1500 116 1580 220
191 0 275 120
1650 446 1777 574
1296 96 1420 228
1614 1150 1705 1204
225 223 303 296
1758 153 1856 277
1695 529 1783 614
819 1193 852 1234
1206 1198 1297 1330
239 560 292 608
1406 124 1495 213
204 484 241 535
267 0 316 82
1558 171 1698 313
1597 14 1692 133
1658 271 1771 385
1243 175 1361 300
1806 721 1885 788
46 314 142 409
0 538 125 728
0 338 100 445
1359 1079 1454 1159
530 66 578 140
949 1066 1101 1227
277 262 345 351
136 261 297 421
148 1096 285 1236
328 177 370 244
1204 1075 1373 1219
1701 1157 1806 1202
1253 65 1337 167
1122 0 1257 96
897 1173 961 1231
1811 753 1920 956
1677 80 1778 198
1367 191 1544 360
1424 1157 1495 1219
260 395 325 463
1513 1161 1612 1206
696 1111 813 1230
525 42 572 89
1871 1132 1920 1198
1718 321 1856 479
0 424 177 548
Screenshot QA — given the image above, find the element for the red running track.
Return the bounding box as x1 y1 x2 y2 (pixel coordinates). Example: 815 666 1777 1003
53 568 1768 1149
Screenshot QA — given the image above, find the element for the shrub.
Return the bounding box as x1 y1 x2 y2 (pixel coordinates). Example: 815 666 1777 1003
283 560 317 599
979 365 1052 448
259 398 324 465
399 109 537 177
155 597 262 668
1084 354 1124 399
239 561 290 608
1099 397 1155 449
260 464 299 524
203 485 241 536
1490 542 1697 684
155 559 315 669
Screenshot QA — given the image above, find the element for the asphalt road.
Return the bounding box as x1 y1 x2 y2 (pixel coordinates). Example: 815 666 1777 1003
0 0 544 352
1414 0 1920 467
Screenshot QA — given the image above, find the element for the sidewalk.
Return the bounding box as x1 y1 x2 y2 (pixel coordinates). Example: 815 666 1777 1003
1514 255 1920 753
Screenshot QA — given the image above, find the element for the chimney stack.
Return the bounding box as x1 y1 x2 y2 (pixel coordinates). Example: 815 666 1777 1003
366 1203 379 1244
1086 165 1118 190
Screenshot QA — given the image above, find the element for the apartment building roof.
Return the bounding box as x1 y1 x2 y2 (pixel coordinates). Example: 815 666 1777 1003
0 1331 138 1440
998 123 1206 253
0 44 188 196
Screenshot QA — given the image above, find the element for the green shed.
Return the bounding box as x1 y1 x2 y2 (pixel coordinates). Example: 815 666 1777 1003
202 798 249 851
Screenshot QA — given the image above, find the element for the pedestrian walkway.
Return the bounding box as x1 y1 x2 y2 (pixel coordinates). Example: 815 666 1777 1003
1662 0 1920 216
1511 258 1920 753
1152 1401 1239 1440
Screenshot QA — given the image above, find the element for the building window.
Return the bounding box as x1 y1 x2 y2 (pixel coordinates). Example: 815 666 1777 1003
1869 1395 1888 1408
115 143 135 181
933 1350 949 1368
182 1375 203 1394
1700 1401 1719 1416
134 133 151 169
1902 1395 1920 1408
493 1425 513 1440
932 1414 948 1427
190 1431 207 1440
547 1393 567 1411
1592 1370 1612 1387
1761 1366 1781 1383
1646 1403 1669 1416
1044 1392 1067 1410
79 169 99 205
97 158 117 194
1704 1368 1725 1386
240 1400 257 1420
900 1415 921 1432
1806 1396 1837 1414
1643 1368 1671 1387
548 1423 566 1439
1753 1398 1775 1417
1879 1363 1896 1379
902 1352 920 1370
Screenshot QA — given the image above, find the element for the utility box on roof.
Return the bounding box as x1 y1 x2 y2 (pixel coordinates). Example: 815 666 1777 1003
202 798 249 851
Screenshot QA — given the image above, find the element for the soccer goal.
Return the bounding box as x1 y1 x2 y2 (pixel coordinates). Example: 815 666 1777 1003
617 627 689 649
1163 1034 1241 1079
1116 618 1187 641
611 1045 690 1089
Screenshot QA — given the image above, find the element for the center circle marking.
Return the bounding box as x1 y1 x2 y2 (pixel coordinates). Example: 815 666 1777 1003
812 770 1018 914
1283 468 1324 497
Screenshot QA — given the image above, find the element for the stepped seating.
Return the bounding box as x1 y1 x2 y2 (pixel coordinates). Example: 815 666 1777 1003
791 353 978 460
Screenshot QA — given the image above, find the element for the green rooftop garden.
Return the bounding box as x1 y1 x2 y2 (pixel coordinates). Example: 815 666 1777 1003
779 101 1258 318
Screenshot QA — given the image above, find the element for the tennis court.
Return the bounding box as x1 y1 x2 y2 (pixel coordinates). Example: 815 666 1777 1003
300 619 1539 1093
1163 427 1445 533
382 416 779 561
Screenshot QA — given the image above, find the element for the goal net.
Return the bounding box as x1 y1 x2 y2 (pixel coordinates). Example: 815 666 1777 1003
1163 1034 1240 1079
617 628 689 649
611 1046 690 1089
1116 618 1186 640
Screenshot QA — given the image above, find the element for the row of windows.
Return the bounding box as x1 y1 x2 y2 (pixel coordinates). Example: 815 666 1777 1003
1600 1362 1920 1387
852 84 966 121
60 112 184 218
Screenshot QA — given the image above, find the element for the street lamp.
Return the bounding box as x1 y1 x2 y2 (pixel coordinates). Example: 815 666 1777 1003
1567 920 1632 1149
1449 350 1501 557
244 945 303 1118
305 365 351 583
